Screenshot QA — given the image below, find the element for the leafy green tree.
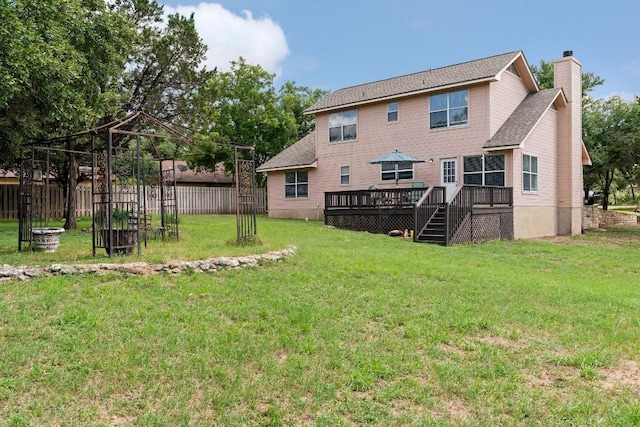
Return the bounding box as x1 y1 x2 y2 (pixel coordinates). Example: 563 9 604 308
278 81 329 140
60 0 210 230
190 58 327 185
0 0 132 170
1 0 211 229
0 0 134 229
583 96 640 209
118 4 210 124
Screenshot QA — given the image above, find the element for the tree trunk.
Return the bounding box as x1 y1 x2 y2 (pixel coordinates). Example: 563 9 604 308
602 169 615 211
64 140 79 230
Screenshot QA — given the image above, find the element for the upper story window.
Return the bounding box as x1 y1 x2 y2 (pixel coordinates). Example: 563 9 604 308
387 102 398 122
463 154 505 186
285 170 308 199
430 89 468 129
329 110 357 142
523 154 538 192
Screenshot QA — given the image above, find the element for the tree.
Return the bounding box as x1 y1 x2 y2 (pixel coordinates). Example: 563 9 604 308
530 59 604 97
0 0 133 170
278 81 329 140
190 59 321 183
118 5 210 125
65 0 210 229
1 0 214 229
582 96 640 210
0 0 135 230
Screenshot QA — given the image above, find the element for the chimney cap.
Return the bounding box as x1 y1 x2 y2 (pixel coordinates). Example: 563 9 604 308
563 50 573 57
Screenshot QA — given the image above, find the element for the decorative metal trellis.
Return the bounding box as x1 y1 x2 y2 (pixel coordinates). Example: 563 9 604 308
17 147 52 250
18 112 188 257
234 146 258 244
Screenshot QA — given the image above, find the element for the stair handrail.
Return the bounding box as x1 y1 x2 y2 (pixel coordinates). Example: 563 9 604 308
413 186 445 242
445 186 473 245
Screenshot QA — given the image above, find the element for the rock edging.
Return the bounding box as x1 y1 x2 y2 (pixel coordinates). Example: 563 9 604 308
0 246 297 282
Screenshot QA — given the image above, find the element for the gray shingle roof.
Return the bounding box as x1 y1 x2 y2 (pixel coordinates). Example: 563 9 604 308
306 51 523 113
256 131 317 172
484 89 564 150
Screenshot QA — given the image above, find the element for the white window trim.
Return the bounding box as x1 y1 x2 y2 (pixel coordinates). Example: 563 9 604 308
285 170 308 199
329 110 357 142
387 102 399 123
523 154 538 192
429 89 469 129
381 162 414 182
340 165 350 185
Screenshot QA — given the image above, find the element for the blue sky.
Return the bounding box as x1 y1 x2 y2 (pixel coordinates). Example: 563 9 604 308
161 0 640 100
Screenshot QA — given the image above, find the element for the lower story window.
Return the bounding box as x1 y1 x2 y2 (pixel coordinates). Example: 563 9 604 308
381 162 414 181
523 154 538 192
340 166 350 185
285 170 308 198
463 154 505 186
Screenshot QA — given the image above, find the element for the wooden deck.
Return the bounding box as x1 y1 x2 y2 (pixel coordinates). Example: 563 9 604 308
324 186 513 245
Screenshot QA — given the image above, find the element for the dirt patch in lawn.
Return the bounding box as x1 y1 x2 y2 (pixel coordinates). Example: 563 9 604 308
600 360 640 393
525 365 581 389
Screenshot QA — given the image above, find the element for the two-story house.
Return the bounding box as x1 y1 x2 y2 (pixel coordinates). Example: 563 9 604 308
257 50 590 243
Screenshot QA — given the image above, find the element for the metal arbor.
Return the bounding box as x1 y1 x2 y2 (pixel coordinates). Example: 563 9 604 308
18 112 187 256
92 113 184 256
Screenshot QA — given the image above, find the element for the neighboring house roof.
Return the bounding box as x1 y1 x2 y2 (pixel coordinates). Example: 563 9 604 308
256 131 317 172
306 51 535 114
484 89 566 151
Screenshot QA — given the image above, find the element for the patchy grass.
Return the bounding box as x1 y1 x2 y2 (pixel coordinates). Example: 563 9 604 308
1 217 640 425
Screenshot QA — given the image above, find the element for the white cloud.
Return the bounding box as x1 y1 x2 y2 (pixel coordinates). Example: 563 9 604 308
164 3 289 75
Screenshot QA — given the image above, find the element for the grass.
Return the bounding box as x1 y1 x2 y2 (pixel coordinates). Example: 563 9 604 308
1 215 640 426
0 216 285 266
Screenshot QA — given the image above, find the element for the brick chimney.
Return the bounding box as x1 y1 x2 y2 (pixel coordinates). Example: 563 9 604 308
553 50 583 235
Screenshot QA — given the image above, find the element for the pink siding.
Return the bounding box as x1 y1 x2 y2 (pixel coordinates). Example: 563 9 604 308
489 71 530 137
313 85 491 201
555 56 583 209
512 109 558 208
555 55 584 235
265 169 324 217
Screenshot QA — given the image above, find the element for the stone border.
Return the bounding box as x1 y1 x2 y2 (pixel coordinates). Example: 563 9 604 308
0 246 297 282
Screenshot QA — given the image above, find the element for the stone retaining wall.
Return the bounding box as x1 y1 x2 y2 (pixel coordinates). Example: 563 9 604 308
583 206 639 230
0 247 297 282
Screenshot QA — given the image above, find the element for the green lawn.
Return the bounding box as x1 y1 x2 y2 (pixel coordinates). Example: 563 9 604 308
1 216 639 426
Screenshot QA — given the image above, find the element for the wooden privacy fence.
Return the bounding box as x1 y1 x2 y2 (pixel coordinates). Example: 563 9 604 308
0 184 266 219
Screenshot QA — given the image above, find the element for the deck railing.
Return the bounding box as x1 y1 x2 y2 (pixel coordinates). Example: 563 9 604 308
324 187 427 210
467 185 513 206
445 185 513 245
413 186 445 240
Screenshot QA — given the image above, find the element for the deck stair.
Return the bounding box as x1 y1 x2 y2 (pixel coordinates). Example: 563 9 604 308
416 206 446 245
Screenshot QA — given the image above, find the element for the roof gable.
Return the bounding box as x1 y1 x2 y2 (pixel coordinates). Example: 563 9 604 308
306 51 529 114
256 131 317 172
484 89 565 150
